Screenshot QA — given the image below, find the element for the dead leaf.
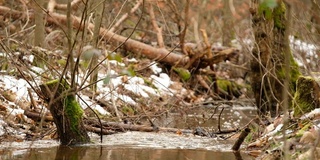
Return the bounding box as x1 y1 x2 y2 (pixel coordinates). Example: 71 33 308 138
247 150 262 157
0 104 7 112
262 124 274 135
299 131 316 144
248 137 268 147
1 89 16 102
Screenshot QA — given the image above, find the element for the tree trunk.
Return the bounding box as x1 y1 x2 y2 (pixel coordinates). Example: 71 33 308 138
249 0 301 117
222 0 234 46
40 79 90 145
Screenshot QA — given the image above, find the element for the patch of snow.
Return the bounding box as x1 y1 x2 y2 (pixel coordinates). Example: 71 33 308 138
265 123 283 137
233 111 240 116
127 58 138 63
300 108 320 120
290 36 318 57
109 60 125 67
232 105 257 111
109 69 118 76
0 120 6 136
137 84 159 96
149 63 162 74
117 94 136 105
0 75 29 100
110 76 124 88
78 95 110 116
127 76 144 84
30 66 44 73
6 107 24 116
150 73 171 91
23 55 34 63
123 84 149 98
295 58 304 67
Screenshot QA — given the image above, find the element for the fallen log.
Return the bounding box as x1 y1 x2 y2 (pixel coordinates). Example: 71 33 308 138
24 110 53 121
0 6 238 68
84 119 194 134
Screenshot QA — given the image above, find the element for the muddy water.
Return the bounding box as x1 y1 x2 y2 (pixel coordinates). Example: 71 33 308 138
0 104 256 160
1 145 253 160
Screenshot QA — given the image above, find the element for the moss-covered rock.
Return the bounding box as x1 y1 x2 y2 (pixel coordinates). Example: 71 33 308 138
173 67 191 81
217 79 243 98
293 76 320 117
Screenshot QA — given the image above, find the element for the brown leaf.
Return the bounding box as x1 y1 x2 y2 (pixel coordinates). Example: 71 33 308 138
299 131 316 144
1 90 16 102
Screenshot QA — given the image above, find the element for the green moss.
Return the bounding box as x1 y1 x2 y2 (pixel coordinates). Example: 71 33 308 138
47 79 84 134
273 1 286 29
217 79 232 92
122 105 134 115
217 79 242 97
293 76 318 117
173 67 191 81
277 55 301 92
296 122 311 137
139 75 158 90
46 79 70 89
64 95 84 134
258 1 274 20
46 79 60 85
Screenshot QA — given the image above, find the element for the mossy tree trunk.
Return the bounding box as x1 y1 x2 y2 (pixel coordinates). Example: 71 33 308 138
40 79 90 145
250 0 300 117
293 76 320 117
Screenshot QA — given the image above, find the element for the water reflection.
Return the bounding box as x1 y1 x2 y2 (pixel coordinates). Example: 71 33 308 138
1 145 253 160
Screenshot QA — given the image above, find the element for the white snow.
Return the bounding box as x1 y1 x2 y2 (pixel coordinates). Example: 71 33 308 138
110 76 124 88
150 73 172 91
0 75 29 100
149 63 162 74
109 60 125 67
137 84 159 96
117 94 136 105
124 84 149 98
127 58 138 63
78 95 110 116
0 120 5 136
6 107 24 116
290 36 318 57
300 108 320 120
265 123 283 137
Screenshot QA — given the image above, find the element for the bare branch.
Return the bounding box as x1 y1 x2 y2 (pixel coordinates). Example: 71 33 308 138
148 2 165 48
110 0 143 33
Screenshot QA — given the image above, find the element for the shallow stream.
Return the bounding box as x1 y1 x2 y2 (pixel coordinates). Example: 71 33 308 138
0 104 256 160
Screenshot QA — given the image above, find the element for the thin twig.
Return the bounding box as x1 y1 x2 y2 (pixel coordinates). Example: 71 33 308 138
218 107 225 132
110 0 143 33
